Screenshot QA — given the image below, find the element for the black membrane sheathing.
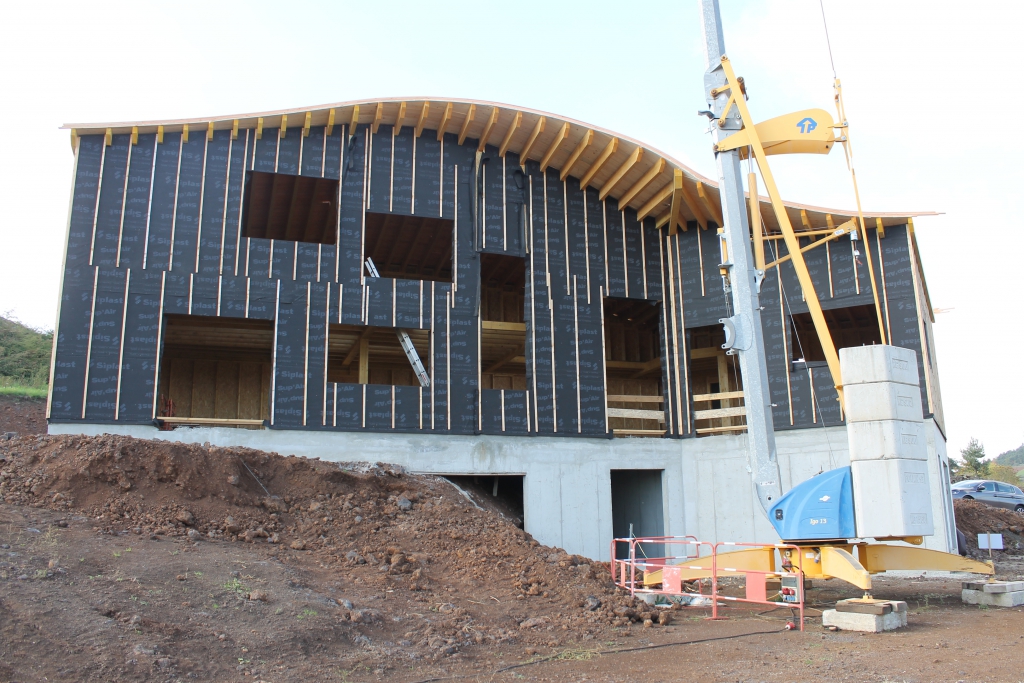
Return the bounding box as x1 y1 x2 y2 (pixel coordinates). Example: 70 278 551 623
50 129 930 436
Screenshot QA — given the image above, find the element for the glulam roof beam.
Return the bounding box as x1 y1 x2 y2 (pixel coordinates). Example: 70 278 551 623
518 116 545 164
414 102 429 138
560 129 593 181
617 158 665 209
393 101 406 136
457 104 476 145
540 122 569 173
436 102 453 141
498 111 522 157
579 138 619 190
477 107 499 151
599 146 643 200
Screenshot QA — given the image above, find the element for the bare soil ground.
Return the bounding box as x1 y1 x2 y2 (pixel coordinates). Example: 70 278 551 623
0 395 46 438
0 401 1021 682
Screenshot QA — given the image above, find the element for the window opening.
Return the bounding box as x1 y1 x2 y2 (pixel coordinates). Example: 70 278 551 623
327 323 430 387
688 324 746 437
364 211 453 282
157 315 273 428
789 303 883 364
241 171 339 244
480 253 526 390
603 297 664 437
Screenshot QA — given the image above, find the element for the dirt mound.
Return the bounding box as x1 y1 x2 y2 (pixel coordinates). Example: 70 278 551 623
954 499 1024 553
0 433 666 641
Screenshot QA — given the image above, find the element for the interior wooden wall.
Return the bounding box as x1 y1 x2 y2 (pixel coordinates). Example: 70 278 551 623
604 301 663 432
159 359 270 421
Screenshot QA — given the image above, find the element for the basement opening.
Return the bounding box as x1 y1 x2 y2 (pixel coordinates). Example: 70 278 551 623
364 212 453 282
688 324 746 437
480 253 527 390
442 475 524 528
327 323 430 387
603 297 664 437
157 315 273 427
241 171 339 244
611 469 665 559
790 304 884 364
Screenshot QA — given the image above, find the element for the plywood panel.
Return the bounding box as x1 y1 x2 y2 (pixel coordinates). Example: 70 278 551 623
168 359 193 417
261 364 272 421
191 360 217 418
215 362 240 419
238 362 263 420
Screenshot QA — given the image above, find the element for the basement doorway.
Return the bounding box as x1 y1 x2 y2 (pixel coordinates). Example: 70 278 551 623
611 469 665 559
442 475 525 528
157 315 273 428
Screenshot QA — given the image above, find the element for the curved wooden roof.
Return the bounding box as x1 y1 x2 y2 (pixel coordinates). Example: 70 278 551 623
63 97 936 234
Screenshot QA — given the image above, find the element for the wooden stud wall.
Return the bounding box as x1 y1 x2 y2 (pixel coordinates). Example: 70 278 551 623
50 125 932 438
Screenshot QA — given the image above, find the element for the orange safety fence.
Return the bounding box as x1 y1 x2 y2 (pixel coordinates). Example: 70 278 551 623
609 536 807 631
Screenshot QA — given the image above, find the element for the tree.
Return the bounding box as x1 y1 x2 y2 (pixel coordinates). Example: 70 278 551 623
952 437 989 482
989 463 1022 486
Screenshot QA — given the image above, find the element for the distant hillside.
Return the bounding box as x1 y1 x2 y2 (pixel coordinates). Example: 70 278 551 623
0 316 52 390
996 444 1024 467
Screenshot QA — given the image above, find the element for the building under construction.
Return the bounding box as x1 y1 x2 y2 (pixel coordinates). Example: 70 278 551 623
48 99 954 560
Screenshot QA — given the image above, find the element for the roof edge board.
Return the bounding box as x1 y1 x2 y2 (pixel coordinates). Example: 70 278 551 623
62 95 935 222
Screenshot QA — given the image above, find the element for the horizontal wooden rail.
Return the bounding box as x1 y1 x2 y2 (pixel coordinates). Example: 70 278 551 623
158 417 265 427
612 429 667 437
693 406 747 420
605 359 661 371
606 395 664 403
481 320 526 331
690 347 724 359
696 425 749 435
692 390 745 402
606 408 666 422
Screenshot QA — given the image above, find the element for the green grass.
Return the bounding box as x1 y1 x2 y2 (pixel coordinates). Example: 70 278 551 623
0 385 47 398
0 315 52 395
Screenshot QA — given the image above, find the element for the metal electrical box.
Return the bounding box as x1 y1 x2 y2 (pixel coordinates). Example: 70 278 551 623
780 574 802 604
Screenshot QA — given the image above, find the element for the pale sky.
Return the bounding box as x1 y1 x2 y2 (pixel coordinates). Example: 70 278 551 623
1 0 1021 458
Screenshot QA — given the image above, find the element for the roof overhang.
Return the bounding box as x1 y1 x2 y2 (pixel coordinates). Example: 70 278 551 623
63 97 938 234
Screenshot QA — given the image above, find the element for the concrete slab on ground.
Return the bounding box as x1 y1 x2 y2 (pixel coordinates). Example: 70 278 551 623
823 602 908 632
961 589 1024 607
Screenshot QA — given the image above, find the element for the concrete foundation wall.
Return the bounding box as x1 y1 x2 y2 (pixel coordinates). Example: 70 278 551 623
51 418 954 560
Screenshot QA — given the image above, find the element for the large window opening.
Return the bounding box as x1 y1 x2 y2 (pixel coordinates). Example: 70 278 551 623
442 475 524 528
603 297 664 437
611 469 665 559
688 324 746 437
327 324 430 387
157 315 273 427
241 171 339 244
480 253 527 390
790 304 884 364
364 212 453 282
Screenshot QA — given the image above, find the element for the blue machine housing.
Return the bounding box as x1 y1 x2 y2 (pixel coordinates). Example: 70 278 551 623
768 466 856 542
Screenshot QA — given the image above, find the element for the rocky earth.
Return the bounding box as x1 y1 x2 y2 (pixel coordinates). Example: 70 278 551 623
0 433 688 681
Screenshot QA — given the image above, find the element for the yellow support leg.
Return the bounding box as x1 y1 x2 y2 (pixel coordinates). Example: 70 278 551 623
643 547 776 586
820 546 872 591
858 544 995 576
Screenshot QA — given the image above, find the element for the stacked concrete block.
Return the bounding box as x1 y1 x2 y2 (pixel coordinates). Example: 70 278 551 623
961 581 1024 607
822 600 908 632
840 345 934 539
